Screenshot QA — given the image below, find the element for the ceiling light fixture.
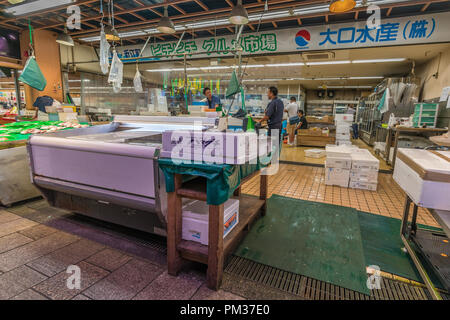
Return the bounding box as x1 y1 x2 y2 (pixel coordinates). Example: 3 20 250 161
306 60 351 66
229 0 249 25
56 27 74 46
329 0 356 13
157 6 176 34
104 25 120 42
5 0 75 16
352 58 407 63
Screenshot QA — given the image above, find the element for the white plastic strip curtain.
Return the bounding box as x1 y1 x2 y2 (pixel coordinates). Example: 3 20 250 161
99 0 110 74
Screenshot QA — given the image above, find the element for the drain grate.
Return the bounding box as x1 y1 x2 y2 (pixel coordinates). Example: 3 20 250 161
225 256 442 300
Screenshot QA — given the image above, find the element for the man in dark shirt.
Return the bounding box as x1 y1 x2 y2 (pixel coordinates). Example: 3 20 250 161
297 110 308 130
255 86 285 151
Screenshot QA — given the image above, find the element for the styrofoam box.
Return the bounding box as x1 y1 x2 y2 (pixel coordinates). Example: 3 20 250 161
351 150 380 171
335 114 354 122
336 126 350 134
393 155 450 211
161 131 258 164
336 141 353 146
326 156 352 169
182 198 239 245
326 145 353 157
349 181 377 191
305 149 326 158
350 170 378 183
325 167 350 187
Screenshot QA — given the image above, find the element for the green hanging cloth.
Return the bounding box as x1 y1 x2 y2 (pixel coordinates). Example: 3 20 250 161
226 70 240 98
19 57 47 91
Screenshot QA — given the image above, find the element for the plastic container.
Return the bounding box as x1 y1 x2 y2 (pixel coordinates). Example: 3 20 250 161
412 103 439 128
182 198 239 245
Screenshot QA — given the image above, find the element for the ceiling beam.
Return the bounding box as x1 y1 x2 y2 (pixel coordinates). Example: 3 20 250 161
78 0 447 44
421 2 431 11
171 4 186 15
194 0 209 11
66 0 317 36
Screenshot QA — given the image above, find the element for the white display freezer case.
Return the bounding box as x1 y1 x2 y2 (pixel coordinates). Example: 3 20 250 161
27 116 216 236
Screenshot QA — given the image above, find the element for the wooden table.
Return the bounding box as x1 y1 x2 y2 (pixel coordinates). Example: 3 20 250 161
386 127 448 169
166 169 268 290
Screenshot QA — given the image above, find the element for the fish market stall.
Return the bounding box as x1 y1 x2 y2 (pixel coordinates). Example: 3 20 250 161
0 121 90 206
26 116 217 235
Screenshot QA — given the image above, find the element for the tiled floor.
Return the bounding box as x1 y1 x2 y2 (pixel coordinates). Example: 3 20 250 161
0 204 245 300
0 163 439 300
242 163 438 228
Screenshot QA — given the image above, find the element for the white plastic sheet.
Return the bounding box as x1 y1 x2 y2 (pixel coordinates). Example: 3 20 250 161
133 68 143 93
99 28 110 75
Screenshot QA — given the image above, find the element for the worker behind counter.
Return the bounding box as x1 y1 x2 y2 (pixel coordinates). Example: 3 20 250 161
296 110 308 130
203 87 221 110
255 86 284 148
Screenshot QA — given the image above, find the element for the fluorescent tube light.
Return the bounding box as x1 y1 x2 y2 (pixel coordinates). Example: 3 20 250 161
306 60 351 66
348 76 384 79
265 63 304 67
352 58 406 63
5 0 75 16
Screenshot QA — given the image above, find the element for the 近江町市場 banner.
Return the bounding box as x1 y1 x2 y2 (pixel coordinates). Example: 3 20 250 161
113 12 450 63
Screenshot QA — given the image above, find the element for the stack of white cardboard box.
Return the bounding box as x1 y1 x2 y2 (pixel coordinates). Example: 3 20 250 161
325 145 379 191
349 149 380 191
324 145 354 187
334 114 354 146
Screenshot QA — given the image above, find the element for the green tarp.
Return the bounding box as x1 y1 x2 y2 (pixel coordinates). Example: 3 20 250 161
158 159 268 205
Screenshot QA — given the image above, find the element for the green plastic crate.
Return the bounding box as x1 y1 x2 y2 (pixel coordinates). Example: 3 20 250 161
413 103 439 128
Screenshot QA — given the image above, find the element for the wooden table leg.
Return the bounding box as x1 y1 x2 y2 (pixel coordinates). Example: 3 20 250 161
233 186 241 197
260 173 268 216
391 130 400 169
207 203 224 290
167 174 183 276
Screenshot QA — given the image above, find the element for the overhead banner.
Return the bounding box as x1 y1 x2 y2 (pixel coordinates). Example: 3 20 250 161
114 12 450 63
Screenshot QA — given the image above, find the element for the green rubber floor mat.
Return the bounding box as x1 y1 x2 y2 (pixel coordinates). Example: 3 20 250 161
358 210 444 290
235 195 370 295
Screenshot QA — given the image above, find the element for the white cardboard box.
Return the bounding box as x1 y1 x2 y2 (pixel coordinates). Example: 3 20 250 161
351 150 380 171
182 198 239 245
325 167 350 187
305 149 326 158
349 181 378 191
350 171 378 183
326 156 352 169
335 114 354 122
393 149 450 210
326 145 353 157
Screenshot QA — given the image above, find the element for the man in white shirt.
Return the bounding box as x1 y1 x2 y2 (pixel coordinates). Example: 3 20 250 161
284 97 299 146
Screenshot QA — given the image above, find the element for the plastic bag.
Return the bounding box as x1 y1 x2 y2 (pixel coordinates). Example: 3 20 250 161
133 68 143 93
108 50 123 92
99 28 110 75
19 56 47 91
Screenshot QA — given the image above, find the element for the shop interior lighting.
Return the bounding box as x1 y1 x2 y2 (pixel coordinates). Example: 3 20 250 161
352 58 407 63
157 6 176 34
306 60 351 66
56 27 74 47
329 0 356 13
229 0 249 25
5 0 75 15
